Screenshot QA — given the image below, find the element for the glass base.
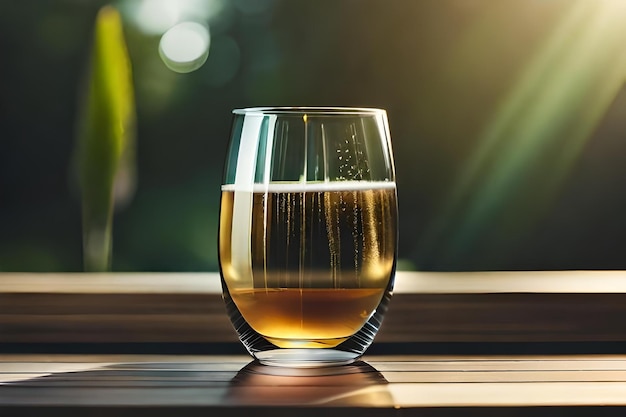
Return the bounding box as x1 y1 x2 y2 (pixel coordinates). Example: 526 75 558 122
220 274 395 368
254 349 360 368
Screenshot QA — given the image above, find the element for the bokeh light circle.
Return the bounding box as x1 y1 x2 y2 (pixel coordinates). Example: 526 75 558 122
159 21 210 73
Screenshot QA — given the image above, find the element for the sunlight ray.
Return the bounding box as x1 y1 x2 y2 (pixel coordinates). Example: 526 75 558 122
422 0 626 266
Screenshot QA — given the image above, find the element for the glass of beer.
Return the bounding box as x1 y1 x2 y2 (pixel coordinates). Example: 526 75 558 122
219 107 397 367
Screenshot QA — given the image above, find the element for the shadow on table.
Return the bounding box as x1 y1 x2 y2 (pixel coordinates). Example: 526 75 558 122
225 360 394 406
0 358 394 407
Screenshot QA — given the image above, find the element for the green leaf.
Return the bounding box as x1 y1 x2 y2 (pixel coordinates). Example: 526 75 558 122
76 5 135 272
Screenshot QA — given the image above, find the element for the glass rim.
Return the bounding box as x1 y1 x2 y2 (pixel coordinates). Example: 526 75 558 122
232 106 386 116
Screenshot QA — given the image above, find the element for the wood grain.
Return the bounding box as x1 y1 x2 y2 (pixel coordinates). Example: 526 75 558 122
1 354 626 415
1 271 626 345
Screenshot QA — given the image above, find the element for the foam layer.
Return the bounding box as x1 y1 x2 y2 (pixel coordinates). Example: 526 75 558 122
221 181 396 193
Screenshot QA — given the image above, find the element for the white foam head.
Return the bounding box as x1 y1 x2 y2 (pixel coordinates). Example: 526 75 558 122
222 181 396 193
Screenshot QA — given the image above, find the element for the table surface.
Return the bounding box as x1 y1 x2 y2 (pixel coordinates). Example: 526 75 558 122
1 354 626 416
3 271 626 415
4 271 626 347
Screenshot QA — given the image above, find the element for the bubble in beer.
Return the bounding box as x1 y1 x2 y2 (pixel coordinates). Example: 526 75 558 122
219 181 397 346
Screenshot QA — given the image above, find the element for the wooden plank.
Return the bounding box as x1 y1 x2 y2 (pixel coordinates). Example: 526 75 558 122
1 354 626 412
1 271 626 344
0 273 221 294
378 293 626 343
3 270 626 294
388 382 626 407
392 270 626 293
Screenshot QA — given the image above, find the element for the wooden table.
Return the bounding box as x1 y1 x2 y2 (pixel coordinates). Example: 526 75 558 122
3 271 626 347
1 354 626 415
2 271 626 415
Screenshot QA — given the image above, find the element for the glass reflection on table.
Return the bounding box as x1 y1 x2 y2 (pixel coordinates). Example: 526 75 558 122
225 360 394 406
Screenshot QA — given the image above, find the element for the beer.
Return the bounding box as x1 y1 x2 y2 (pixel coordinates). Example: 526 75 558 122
219 181 397 348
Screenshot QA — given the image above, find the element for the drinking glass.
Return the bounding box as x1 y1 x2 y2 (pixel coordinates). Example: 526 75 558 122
219 107 397 367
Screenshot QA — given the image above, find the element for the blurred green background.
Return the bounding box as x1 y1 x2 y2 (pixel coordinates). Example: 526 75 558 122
2 0 626 272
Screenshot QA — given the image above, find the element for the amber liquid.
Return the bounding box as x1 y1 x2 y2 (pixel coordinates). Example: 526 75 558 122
219 182 397 347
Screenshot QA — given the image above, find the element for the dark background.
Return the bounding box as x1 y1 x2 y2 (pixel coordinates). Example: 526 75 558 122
2 0 626 272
